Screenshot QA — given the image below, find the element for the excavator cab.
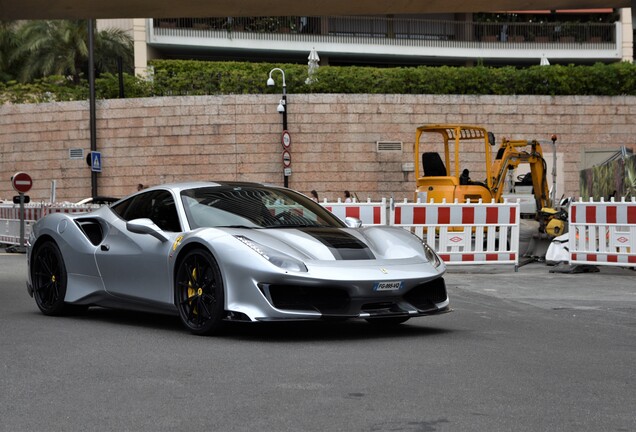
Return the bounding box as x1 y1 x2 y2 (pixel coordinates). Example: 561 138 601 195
414 124 565 242
415 125 495 203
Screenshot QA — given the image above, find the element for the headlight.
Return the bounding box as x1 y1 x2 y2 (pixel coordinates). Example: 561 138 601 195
423 242 442 268
234 235 308 272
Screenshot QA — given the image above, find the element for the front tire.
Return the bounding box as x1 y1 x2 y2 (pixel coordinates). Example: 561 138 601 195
31 241 71 316
175 249 225 335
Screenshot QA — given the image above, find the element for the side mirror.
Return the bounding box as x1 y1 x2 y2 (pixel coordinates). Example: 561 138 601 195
487 131 496 146
126 218 169 242
344 217 362 228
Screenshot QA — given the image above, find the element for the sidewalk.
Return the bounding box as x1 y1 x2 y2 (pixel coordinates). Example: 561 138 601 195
444 261 636 309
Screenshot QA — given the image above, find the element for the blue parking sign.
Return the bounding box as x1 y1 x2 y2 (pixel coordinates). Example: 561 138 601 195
91 151 102 172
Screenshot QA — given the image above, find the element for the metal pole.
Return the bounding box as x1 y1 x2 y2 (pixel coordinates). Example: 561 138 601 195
267 68 289 188
282 85 288 188
18 192 25 252
282 87 287 131
550 134 557 207
117 56 125 98
88 19 98 199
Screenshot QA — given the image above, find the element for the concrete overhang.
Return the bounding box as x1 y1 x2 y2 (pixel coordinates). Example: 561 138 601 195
0 0 631 20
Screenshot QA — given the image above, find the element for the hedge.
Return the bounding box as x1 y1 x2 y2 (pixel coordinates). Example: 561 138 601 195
1 60 636 104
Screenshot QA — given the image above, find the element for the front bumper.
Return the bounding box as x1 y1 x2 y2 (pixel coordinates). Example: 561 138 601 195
221 252 449 322
259 276 449 318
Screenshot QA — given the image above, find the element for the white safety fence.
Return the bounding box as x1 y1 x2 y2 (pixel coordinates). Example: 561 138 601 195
0 203 99 246
322 198 387 226
6 197 634 269
568 198 636 267
2 198 521 269
390 199 521 269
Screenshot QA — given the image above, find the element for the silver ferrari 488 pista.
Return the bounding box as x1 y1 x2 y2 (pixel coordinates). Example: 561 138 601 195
27 182 450 334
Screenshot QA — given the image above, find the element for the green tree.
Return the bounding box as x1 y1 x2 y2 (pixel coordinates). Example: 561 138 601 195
12 20 133 83
0 21 20 81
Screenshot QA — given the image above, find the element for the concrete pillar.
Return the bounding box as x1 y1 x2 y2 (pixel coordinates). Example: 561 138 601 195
133 19 150 76
620 8 633 62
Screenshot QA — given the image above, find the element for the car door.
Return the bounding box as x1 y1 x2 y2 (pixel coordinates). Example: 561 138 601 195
95 189 183 305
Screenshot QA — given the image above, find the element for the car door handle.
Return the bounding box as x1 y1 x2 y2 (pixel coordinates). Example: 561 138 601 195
101 244 110 251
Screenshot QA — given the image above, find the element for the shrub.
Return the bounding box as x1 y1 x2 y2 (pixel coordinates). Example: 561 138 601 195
1 60 635 104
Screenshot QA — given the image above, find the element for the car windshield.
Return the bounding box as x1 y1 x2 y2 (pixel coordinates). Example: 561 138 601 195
181 185 345 229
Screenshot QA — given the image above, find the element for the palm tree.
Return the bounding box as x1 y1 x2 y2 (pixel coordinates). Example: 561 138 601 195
93 25 135 77
0 21 21 81
12 20 133 83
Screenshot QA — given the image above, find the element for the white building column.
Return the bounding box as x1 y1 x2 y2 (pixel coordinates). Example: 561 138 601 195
622 7 634 62
133 18 149 76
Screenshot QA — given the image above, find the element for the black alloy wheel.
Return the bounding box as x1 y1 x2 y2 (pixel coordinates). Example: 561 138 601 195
31 241 70 315
175 249 225 335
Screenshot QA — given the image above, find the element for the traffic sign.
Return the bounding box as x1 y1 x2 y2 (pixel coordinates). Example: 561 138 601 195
11 172 32 193
91 151 102 172
281 130 291 149
282 150 291 167
13 195 30 204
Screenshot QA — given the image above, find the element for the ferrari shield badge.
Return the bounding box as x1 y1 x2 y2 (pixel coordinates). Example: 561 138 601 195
170 235 184 258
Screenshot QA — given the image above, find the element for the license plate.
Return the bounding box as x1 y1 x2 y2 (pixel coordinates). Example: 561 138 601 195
374 281 403 291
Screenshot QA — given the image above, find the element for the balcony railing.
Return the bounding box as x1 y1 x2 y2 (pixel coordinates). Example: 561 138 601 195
150 16 618 53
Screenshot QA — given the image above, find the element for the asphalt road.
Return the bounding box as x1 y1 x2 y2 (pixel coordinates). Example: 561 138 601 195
1 253 634 432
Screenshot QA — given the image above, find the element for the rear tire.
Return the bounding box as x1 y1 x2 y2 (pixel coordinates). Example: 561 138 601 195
175 249 225 335
365 316 410 326
31 241 71 316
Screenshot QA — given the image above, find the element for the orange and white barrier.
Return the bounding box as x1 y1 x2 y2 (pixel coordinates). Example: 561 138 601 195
322 198 387 226
391 199 521 268
568 198 636 267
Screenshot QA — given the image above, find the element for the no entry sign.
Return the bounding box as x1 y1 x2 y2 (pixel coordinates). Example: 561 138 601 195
11 172 33 193
282 150 291 167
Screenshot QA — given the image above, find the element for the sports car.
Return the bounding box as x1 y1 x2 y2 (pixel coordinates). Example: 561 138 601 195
27 182 450 334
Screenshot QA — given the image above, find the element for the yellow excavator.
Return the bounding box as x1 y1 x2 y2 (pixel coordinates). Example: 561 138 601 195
414 124 565 237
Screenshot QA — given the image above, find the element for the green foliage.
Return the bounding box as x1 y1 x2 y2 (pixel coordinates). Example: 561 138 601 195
1 20 133 85
0 76 85 104
2 60 636 104
94 73 153 99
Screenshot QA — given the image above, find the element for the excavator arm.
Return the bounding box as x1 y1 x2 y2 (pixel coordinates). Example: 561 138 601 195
490 138 552 210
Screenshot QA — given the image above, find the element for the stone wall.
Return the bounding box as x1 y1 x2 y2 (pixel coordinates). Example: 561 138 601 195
1 94 635 203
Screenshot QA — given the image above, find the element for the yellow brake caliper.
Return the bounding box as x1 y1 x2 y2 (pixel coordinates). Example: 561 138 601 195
187 268 200 315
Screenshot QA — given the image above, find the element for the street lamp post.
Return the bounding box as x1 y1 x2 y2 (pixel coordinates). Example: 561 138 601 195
88 19 98 199
267 68 289 188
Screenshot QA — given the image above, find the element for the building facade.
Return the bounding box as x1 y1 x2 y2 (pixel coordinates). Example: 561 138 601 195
98 9 633 77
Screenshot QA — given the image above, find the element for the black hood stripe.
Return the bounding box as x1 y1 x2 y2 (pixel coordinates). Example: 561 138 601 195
298 228 375 260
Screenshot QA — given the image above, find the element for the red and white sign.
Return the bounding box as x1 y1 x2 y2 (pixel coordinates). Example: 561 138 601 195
282 150 291 167
281 130 291 149
11 172 32 194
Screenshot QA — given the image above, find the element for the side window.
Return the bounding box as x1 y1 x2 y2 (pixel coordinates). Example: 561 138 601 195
111 196 134 219
122 192 157 221
150 192 181 232
113 190 181 232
